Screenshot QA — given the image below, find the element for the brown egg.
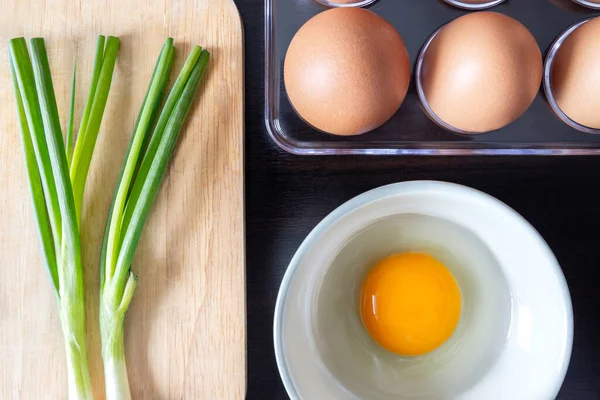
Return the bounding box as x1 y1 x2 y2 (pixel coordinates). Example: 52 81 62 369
550 17 600 129
420 12 542 133
284 8 411 136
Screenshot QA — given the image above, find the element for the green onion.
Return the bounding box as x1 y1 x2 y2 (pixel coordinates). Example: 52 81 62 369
70 36 120 222
99 39 209 400
66 60 76 166
9 35 119 400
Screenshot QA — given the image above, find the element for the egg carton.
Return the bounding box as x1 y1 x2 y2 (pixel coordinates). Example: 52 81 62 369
264 0 600 155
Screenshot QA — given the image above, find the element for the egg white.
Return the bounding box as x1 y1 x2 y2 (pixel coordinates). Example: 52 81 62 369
311 214 512 399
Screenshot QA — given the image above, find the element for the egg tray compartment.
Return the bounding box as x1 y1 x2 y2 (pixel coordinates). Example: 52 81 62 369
264 0 600 155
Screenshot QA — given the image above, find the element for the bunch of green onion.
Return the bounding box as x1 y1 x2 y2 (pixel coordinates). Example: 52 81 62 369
9 35 120 400
100 39 209 399
9 35 209 400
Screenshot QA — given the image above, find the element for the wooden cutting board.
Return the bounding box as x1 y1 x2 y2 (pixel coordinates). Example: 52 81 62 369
0 1 245 399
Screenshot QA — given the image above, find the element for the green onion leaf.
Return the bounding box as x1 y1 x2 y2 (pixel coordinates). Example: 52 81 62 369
29 38 81 285
70 36 120 221
76 35 105 148
66 60 76 166
9 38 63 253
103 38 175 285
119 46 203 242
114 49 209 291
9 57 59 292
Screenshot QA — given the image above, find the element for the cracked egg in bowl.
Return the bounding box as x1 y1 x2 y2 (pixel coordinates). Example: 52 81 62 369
274 181 572 400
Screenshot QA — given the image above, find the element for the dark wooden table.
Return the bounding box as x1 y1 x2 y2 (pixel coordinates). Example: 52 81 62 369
239 1 600 398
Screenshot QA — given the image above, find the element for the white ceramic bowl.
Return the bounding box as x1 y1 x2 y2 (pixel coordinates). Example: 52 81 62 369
274 181 573 400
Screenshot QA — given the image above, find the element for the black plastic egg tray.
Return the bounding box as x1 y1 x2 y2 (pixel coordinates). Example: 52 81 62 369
265 0 600 155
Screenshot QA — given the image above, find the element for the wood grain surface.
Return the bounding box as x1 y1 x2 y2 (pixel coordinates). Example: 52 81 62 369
0 0 245 399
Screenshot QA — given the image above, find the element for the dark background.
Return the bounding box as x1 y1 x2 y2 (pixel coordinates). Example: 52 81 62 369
239 0 600 398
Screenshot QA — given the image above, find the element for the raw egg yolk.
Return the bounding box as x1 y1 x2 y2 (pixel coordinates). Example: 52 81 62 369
360 252 462 356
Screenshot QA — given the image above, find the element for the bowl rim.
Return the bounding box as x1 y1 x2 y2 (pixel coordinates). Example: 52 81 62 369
273 181 574 399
